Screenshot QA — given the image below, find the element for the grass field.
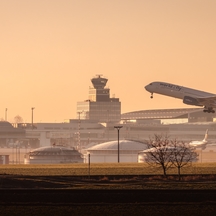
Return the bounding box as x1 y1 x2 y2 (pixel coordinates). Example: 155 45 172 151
1 163 216 216
0 162 216 176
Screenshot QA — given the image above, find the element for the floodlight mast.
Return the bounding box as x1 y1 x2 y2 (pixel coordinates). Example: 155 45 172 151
114 126 123 163
31 107 35 130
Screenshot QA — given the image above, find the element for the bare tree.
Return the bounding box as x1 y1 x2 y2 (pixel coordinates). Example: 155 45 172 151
170 139 198 180
14 115 23 123
144 134 199 179
145 134 173 177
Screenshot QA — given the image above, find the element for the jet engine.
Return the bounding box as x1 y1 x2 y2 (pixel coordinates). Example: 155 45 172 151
183 96 201 106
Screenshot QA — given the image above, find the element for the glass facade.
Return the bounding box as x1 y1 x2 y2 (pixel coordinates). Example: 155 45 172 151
89 87 110 102
89 101 121 122
77 101 121 123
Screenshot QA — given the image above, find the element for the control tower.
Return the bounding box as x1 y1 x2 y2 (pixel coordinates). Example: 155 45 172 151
91 75 108 89
89 75 110 102
77 75 121 123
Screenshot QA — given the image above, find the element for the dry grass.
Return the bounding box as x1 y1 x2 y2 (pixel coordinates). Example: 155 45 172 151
0 162 216 176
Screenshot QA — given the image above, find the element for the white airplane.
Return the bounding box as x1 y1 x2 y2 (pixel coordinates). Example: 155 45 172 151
189 129 209 149
145 81 216 113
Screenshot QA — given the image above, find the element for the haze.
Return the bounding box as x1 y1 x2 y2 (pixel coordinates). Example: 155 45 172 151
1 0 216 123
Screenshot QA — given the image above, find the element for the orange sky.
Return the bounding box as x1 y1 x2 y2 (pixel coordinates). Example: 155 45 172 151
1 0 216 123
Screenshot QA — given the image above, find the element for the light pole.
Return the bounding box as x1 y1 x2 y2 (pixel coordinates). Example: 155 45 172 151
114 126 123 163
5 108 7 121
31 107 35 129
107 109 110 141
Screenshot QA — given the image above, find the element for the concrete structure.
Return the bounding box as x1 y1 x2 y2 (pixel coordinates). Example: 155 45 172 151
84 140 147 163
77 75 121 123
0 121 25 148
24 146 83 164
27 120 106 149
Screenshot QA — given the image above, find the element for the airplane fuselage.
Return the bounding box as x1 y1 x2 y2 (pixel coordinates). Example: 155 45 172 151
145 82 214 99
189 129 209 149
145 82 216 113
189 141 207 147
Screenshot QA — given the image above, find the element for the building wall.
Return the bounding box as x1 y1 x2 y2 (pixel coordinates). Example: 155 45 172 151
24 156 83 164
0 155 9 164
84 152 139 163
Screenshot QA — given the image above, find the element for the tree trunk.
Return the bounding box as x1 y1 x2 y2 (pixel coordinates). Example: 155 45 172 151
162 166 167 177
178 166 181 181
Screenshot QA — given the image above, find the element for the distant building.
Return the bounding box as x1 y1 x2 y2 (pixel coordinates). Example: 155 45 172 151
24 146 83 164
121 108 216 123
84 140 147 163
0 121 25 148
77 75 121 123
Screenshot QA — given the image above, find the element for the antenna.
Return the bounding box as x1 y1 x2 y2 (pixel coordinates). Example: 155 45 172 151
96 74 103 78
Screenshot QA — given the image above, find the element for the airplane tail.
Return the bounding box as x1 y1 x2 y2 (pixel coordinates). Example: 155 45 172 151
203 129 208 142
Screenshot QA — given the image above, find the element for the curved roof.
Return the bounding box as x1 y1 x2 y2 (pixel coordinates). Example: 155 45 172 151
87 140 147 151
121 108 204 120
29 146 82 156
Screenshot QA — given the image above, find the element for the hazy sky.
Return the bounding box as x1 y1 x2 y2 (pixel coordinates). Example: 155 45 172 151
1 0 216 123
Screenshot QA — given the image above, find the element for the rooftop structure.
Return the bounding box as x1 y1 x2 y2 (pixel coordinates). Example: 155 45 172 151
91 74 108 89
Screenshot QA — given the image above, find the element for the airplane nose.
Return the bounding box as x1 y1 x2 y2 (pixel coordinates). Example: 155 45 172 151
145 85 150 92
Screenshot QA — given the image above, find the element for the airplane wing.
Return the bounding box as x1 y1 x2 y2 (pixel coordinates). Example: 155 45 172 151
196 96 216 108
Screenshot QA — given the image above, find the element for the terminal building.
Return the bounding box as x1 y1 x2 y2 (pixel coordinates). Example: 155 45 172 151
121 108 216 123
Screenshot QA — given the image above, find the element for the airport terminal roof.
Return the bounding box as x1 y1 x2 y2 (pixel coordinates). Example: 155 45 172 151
87 140 147 151
121 108 204 120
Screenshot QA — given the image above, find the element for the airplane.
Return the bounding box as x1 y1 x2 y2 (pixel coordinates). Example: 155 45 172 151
145 81 216 113
189 129 209 150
